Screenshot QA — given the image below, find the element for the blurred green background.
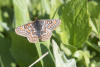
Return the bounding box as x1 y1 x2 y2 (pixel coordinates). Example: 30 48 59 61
0 0 100 67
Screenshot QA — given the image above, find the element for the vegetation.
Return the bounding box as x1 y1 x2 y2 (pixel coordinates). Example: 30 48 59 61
0 0 100 67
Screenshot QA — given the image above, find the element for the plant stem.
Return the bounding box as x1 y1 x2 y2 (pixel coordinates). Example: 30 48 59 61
86 41 100 53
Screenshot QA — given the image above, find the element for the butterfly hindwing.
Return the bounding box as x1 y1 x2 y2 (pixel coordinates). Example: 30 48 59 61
40 28 52 41
27 33 39 43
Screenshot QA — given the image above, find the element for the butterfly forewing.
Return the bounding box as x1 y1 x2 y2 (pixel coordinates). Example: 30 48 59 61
38 19 60 41
15 25 28 37
44 19 61 31
15 22 39 43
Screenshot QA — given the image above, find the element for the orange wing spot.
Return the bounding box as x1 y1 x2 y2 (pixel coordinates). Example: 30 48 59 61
20 27 24 30
53 21 56 24
27 24 31 26
48 24 52 28
27 29 30 32
48 25 50 28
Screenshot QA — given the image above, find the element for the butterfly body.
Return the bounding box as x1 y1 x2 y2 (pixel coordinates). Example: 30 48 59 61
15 19 61 43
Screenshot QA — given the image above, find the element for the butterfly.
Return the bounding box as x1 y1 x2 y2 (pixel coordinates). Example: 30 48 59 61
15 19 61 43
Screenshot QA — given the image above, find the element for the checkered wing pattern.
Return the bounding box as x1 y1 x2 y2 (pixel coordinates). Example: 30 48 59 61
40 28 52 41
15 22 39 43
39 19 61 41
44 19 61 31
15 19 61 43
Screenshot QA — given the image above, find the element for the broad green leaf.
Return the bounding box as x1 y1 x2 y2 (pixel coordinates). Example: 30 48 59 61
13 0 30 27
10 32 41 67
10 32 54 67
60 0 91 47
52 40 77 67
0 34 15 67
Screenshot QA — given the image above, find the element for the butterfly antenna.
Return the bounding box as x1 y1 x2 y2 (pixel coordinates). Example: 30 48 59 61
28 51 49 67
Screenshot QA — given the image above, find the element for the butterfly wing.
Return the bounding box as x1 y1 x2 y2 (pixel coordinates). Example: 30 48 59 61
15 19 61 42
44 19 61 31
15 22 39 43
27 33 39 43
40 28 52 41
39 19 61 41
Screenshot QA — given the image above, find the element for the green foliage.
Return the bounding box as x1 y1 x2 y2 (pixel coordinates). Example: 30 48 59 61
0 0 100 67
60 0 91 48
13 0 30 26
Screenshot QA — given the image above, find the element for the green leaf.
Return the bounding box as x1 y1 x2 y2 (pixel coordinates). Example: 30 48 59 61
61 44 77 56
13 0 30 27
0 9 9 31
10 32 41 67
88 1 100 39
10 32 54 67
60 0 91 47
41 0 50 15
0 34 15 67
50 0 63 18
74 50 91 67
0 22 9 31
35 42 55 67
0 0 11 6
86 41 100 53
0 9 4 32
93 57 100 67
35 43 44 67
